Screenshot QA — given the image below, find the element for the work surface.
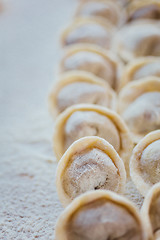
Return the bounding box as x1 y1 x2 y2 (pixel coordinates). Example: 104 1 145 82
0 0 77 239
0 1 143 239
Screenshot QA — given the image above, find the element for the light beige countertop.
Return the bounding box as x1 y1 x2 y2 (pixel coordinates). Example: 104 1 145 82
0 0 77 239
0 1 143 239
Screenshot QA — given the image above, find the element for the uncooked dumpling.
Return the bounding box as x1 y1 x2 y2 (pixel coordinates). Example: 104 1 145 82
75 0 126 27
127 0 160 22
120 57 160 88
60 45 119 89
53 104 133 172
55 190 146 240
49 71 116 117
122 92 160 133
118 77 160 142
61 18 114 49
56 136 126 206
130 130 160 196
113 20 160 62
64 110 120 152
141 182 160 240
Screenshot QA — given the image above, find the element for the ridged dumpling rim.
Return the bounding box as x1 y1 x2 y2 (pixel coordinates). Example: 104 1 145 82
56 136 126 207
55 189 147 240
49 70 117 118
130 130 160 196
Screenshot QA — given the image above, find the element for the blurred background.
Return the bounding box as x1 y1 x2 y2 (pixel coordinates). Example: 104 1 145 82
0 0 77 239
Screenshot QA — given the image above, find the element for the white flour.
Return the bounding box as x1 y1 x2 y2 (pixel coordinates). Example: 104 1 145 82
0 0 143 239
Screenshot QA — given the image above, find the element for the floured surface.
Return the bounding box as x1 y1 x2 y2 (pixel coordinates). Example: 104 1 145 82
125 180 144 209
0 0 143 239
0 0 77 238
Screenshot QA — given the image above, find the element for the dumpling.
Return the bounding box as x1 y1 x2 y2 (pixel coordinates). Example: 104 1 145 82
127 0 160 22
141 182 160 240
75 0 126 27
55 190 147 240
113 20 160 62
118 77 160 142
49 71 116 117
53 104 133 172
120 57 160 89
61 18 115 49
59 44 121 89
56 136 126 206
130 130 160 196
